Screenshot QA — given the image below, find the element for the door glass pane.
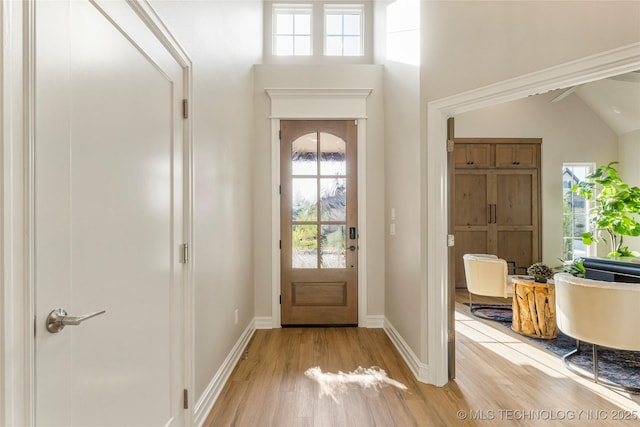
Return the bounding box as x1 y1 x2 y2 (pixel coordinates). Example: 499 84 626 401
320 178 346 221
292 133 317 175
292 178 317 221
320 132 346 175
292 225 317 268
321 225 346 268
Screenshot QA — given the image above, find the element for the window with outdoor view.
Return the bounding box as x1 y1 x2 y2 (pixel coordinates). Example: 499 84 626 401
562 163 595 260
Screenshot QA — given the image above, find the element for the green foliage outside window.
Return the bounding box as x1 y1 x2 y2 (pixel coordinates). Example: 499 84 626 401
573 162 640 257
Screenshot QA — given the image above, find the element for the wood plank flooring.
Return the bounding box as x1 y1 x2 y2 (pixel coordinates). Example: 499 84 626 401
204 293 640 426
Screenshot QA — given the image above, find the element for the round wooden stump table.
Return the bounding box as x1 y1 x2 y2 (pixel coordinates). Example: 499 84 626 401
511 276 559 339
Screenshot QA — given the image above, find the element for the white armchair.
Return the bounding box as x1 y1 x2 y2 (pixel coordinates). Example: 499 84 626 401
463 254 515 321
554 272 640 393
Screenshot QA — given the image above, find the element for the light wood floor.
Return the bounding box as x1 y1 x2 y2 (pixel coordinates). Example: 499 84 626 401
204 291 640 426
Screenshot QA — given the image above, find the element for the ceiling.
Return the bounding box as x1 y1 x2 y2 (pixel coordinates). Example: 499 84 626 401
557 70 640 135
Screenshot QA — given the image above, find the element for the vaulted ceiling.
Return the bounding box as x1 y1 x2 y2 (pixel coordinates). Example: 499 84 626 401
572 70 640 135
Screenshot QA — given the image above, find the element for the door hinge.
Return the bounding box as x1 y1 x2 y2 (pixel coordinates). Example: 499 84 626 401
447 234 455 247
354 119 358 126
279 295 282 305
183 389 188 409
279 240 281 250
182 243 189 263
278 130 281 140
182 99 189 119
447 139 455 152
279 185 281 194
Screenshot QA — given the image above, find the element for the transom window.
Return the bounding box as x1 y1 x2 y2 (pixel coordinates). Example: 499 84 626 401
324 5 363 56
273 5 312 56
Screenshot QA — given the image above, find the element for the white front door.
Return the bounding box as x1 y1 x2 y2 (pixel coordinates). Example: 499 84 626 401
34 1 187 425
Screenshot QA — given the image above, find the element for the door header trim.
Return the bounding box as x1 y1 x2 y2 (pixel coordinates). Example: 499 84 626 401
266 88 372 119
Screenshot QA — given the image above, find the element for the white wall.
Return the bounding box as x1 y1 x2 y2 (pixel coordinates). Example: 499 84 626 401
382 61 422 354
372 0 423 356
454 92 618 266
619 129 640 253
252 64 386 322
151 0 263 402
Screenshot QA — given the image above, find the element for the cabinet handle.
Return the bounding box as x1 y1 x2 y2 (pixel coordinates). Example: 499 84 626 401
488 204 497 224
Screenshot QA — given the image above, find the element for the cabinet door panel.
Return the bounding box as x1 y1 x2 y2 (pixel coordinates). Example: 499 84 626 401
513 145 537 167
468 144 492 167
497 230 534 273
496 172 535 226
454 143 491 168
495 144 538 168
455 173 488 226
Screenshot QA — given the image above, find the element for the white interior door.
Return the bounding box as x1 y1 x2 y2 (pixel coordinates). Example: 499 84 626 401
34 1 186 425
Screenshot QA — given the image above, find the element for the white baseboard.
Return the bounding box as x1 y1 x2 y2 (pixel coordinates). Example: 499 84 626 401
254 316 274 329
383 318 429 383
194 321 256 427
253 315 383 329
365 315 384 328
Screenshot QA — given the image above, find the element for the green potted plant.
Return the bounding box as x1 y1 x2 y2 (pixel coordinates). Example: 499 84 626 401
572 162 640 257
527 262 554 283
554 257 585 278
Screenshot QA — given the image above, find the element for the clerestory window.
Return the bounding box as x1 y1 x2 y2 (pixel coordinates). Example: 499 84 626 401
271 3 366 60
273 4 313 56
324 5 364 56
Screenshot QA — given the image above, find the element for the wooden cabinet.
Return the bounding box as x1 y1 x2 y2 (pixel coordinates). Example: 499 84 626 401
454 143 492 168
452 140 542 289
495 144 537 168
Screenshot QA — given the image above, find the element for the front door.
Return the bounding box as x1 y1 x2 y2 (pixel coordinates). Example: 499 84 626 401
280 120 358 325
34 1 186 425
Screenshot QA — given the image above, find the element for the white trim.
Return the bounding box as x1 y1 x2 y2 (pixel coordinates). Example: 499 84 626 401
365 315 384 328
355 118 368 327
426 42 640 387
1 1 196 423
128 1 196 422
383 318 429 382
266 88 371 119
270 119 282 328
266 89 372 328
193 321 255 427
2 0 35 425
255 314 383 329
254 316 274 330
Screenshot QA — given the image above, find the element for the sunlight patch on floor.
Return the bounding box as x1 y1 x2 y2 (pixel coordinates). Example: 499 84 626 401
455 303 640 412
304 366 408 402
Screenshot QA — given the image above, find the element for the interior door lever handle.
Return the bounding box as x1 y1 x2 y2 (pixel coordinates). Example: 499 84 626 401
46 308 106 333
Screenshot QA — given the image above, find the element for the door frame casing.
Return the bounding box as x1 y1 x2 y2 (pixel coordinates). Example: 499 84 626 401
427 42 640 387
265 88 372 328
1 1 195 424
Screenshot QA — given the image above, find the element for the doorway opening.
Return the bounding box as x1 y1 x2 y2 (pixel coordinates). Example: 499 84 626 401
426 44 640 386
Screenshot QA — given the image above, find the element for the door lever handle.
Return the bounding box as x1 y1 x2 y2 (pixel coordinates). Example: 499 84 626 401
46 308 106 333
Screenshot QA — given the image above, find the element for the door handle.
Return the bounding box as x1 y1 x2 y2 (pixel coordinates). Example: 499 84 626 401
46 308 106 333
348 245 357 251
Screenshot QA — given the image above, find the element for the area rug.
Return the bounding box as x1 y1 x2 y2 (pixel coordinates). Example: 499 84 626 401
463 303 640 391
